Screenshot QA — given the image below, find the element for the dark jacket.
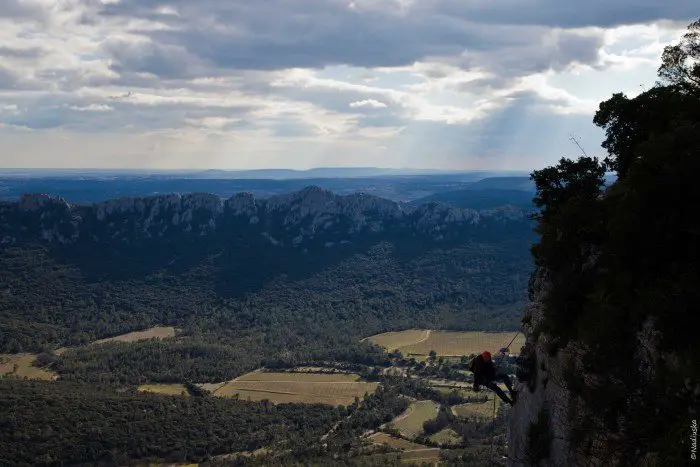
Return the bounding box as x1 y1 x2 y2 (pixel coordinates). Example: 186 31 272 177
470 354 496 390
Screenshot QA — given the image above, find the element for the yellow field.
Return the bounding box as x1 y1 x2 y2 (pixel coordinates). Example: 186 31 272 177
94 326 176 345
366 329 524 357
54 326 177 356
0 354 58 380
138 383 189 396
235 370 360 382
213 372 377 406
452 396 500 419
387 400 439 439
364 330 430 351
429 428 462 446
369 432 427 451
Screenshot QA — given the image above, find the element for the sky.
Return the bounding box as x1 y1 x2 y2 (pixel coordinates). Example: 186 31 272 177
0 1 696 170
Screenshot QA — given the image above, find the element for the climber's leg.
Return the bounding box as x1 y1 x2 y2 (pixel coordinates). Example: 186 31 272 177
484 380 513 405
498 373 517 401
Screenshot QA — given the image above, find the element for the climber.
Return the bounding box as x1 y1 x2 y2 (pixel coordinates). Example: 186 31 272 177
469 351 517 406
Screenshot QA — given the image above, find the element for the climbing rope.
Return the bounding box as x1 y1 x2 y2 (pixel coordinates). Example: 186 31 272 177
503 325 524 354
489 325 525 465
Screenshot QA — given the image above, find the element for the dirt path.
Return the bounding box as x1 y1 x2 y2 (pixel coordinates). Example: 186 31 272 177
412 329 432 347
360 329 431 346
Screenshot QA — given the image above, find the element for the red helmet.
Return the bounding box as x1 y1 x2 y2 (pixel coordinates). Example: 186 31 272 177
481 351 492 361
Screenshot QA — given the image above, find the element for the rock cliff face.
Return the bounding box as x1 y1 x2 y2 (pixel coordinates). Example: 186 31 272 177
508 268 575 466
508 267 673 466
0 187 531 247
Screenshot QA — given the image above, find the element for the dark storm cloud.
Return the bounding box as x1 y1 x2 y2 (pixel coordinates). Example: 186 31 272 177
95 0 697 75
101 39 206 79
95 0 612 74
428 0 697 29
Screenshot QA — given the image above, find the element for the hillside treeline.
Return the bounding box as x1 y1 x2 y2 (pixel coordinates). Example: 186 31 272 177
0 379 341 465
530 19 700 465
2 237 530 383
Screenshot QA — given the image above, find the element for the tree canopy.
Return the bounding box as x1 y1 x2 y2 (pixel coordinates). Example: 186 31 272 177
530 18 700 465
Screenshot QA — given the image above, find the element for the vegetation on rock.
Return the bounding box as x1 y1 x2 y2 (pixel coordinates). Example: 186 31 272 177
529 19 700 465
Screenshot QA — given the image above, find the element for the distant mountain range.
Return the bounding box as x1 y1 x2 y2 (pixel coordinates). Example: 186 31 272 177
0 167 530 180
0 187 536 354
412 189 536 210
187 168 530 180
3 169 617 211
410 177 537 209
0 171 534 205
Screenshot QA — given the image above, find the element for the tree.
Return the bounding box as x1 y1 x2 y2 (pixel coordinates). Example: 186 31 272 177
594 19 700 179
531 156 606 219
658 20 700 91
34 352 56 368
593 88 693 177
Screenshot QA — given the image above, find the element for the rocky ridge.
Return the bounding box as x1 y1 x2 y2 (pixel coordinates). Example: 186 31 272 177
0 187 532 246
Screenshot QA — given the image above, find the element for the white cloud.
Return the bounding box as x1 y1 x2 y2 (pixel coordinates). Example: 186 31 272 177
349 99 388 109
69 104 114 112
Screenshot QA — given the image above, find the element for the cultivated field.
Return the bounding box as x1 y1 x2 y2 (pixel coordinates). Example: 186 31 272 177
235 370 360 382
94 326 176 344
212 371 377 406
54 326 178 355
369 432 427 451
137 383 189 396
429 428 462 446
365 330 525 357
363 448 441 466
0 354 58 380
398 447 441 465
386 400 439 439
452 395 501 419
364 330 430 351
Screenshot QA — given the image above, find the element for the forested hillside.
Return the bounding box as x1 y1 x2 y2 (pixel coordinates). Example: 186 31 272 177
0 379 341 465
1 188 535 383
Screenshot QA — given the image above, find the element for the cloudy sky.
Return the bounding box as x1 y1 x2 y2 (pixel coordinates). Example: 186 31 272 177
0 1 696 170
